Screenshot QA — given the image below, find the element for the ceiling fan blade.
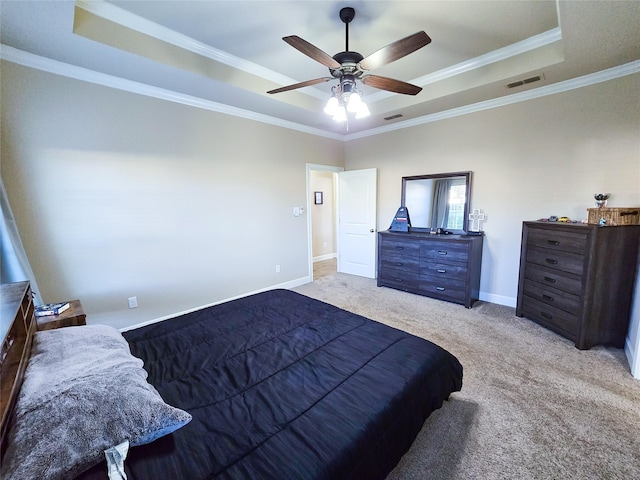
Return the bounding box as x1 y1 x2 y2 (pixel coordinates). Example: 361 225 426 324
283 36 341 69
267 77 333 94
362 75 422 95
359 31 431 71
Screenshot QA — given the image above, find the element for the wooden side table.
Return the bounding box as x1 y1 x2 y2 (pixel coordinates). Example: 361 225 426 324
36 299 86 331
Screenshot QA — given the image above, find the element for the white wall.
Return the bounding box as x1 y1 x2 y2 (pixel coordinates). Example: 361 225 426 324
1 62 344 330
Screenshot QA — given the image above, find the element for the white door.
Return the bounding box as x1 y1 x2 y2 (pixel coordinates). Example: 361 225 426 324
337 168 377 278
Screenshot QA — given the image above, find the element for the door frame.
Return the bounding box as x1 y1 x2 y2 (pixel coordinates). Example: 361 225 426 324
306 163 344 281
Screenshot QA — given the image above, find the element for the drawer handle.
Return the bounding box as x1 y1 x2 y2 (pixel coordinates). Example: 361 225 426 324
395 246 405 250
394 278 403 282
543 276 556 284
545 258 558 265
541 312 553 320
395 262 404 267
542 294 554 302
547 240 559 246
436 269 446 273
436 287 445 291
438 251 447 255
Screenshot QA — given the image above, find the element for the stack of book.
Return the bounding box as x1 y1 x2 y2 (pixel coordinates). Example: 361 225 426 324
35 302 70 317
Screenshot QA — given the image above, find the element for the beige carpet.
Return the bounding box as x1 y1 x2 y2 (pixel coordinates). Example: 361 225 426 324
294 271 640 480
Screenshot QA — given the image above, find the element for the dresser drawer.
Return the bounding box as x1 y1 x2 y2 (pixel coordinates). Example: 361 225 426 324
421 242 469 265
378 271 421 292
523 263 582 296
526 245 585 276
522 281 580 316
379 256 420 274
527 228 588 254
380 238 420 258
419 277 466 303
520 296 578 339
420 262 467 281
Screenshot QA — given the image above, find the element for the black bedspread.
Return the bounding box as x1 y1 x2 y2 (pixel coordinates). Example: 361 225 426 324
80 289 462 480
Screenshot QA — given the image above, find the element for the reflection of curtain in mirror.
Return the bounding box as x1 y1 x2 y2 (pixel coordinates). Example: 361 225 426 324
431 180 451 229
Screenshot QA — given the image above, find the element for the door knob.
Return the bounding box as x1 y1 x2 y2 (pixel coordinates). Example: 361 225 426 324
370 229 375 233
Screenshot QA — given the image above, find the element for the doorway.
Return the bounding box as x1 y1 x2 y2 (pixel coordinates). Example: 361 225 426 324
307 164 342 280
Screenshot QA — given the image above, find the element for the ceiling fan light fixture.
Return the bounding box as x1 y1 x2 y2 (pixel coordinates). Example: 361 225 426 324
332 105 348 123
324 95 340 115
355 102 370 118
346 92 362 112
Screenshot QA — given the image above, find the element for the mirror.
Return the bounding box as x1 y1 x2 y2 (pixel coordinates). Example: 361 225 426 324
401 171 472 234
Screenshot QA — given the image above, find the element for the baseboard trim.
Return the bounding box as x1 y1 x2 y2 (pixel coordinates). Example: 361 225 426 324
625 336 639 379
120 275 312 332
479 291 517 308
313 254 337 262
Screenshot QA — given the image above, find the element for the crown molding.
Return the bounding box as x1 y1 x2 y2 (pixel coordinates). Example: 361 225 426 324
344 59 640 141
74 0 328 101
0 45 343 141
366 27 563 104
1 45 638 142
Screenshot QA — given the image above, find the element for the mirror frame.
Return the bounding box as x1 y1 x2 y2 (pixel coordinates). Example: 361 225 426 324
401 171 472 234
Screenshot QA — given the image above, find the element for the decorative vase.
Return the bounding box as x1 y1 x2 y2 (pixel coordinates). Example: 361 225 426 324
594 193 610 208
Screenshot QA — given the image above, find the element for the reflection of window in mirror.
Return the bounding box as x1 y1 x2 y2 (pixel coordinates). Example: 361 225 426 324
447 182 466 230
402 172 471 233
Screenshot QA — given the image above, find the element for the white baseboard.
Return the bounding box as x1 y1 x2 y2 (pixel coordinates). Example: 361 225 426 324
313 253 337 262
625 336 639 379
121 275 313 332
479 291 517 308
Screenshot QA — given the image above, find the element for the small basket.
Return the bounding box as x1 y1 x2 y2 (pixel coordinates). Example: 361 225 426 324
587 207 640 226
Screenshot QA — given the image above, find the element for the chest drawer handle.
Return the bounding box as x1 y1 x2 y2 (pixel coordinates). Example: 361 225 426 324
395 262 404 267
394 278 404 282
542 294 554 302
436 269 446 273
438 251 447 255
545 258 558 265
541 312 553 320
544 276 556 284
547 240 560 246
436 286 446 291
395 246 405 250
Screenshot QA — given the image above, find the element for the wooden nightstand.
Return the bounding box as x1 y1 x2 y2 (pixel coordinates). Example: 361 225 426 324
36 299 86 331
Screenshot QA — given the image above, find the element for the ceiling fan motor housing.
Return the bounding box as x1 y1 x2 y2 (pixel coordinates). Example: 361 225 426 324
339 7 355 24
331 51 364 77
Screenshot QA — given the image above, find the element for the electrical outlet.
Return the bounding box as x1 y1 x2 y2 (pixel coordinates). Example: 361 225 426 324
128 296 138 309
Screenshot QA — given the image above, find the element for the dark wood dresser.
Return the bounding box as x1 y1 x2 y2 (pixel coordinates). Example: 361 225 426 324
1 281 36 451
516 221 640 349
377 230 483 308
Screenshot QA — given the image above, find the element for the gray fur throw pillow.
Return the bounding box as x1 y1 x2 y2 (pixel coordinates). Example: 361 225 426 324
1 325 191 480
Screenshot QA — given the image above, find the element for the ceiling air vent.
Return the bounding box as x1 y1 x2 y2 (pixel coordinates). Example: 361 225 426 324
384 114 403 121
507 74 544 89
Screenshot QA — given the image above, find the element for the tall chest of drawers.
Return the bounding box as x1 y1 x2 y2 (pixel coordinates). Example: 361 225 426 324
377 231 483 308
516 221 640 349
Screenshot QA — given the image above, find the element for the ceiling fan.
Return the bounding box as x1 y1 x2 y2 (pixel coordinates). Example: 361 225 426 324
267 6 431 100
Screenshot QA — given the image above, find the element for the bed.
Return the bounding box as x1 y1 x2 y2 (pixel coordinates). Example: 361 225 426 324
1 287 462 480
